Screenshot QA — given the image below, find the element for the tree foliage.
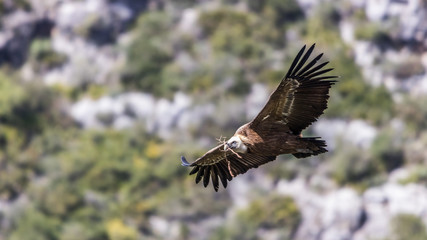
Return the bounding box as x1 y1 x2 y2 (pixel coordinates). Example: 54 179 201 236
0 0 424 239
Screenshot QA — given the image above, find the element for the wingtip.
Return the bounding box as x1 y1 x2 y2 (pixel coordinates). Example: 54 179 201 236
181 156 192 167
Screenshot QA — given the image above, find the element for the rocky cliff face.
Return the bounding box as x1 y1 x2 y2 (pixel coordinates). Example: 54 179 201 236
1 0 427 239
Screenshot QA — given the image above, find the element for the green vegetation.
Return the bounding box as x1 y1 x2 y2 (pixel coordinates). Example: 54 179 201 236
393 58 425 79
303 4 341 46
354 22 395 50
330 144 385 190
121 4 302 98
1 122 217 238
0 71 25 116
370 129 404 172
236 195 300 231
121 12 174 97
400 167 427 185
389 214 427 240
326 49 394 125
397 97 427 135
0 69 233 237
297 4 395 125
1 0 427 238
211 195 301 239
329 127 405 190
29 39 68 73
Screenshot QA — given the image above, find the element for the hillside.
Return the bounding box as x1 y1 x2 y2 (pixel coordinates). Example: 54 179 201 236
1 0 427 239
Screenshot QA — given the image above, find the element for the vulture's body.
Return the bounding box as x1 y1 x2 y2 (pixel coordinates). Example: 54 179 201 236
181 44 338 191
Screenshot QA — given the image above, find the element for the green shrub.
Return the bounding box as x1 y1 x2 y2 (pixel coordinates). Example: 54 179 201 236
303 4 341 45
330 143 387 190
0 126 32 199
29 39 68 72
9 207 61 240
230 195 301 239
60 221 102 240
390 214 427 240
184 67 216 94
267 0 304 28
121 12 174 96
229 71 251 96
397 97 427 134
2 128 167 238
0 71 25 116
246 0 266 13
0 72 71 200
29 179 83 217
4 82 69 132
325 50 394 125
266 154 317 182
210 25 263 60
355 23 395 50
199 8 278 56
167 0 198 9
400 167 427 185
197 8 283 98
199 9 252 37
355 23 382 41
393 58 425 79
370 129 404 173
105 219 138 240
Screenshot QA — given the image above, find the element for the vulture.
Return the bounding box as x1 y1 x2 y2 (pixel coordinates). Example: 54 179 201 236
181 44 338 191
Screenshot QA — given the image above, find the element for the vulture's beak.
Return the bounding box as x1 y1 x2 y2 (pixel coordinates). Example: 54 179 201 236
224 143 230 151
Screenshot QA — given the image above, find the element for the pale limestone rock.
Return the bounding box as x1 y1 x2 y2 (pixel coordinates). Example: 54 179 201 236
365 0 389 21
178 8 199 34
355 183 427 239
340 21 355 44
313 119 378 150
245 83 269 120
277 180 363 240
149 216 180 239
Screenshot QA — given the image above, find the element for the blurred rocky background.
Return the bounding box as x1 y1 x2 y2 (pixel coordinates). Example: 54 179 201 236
1 0 427 239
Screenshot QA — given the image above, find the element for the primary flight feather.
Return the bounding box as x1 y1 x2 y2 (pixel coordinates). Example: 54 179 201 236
181 44 338 191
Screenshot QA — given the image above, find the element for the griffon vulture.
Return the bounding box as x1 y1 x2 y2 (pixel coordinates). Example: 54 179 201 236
181 44 338 191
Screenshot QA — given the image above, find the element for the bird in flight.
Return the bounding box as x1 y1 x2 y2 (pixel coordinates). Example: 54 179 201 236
181 44 338 191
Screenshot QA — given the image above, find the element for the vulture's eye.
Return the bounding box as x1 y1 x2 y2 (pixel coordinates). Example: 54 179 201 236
230 141 237 148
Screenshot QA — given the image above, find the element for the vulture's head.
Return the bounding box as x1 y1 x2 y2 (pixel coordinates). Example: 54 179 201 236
224 136 248 153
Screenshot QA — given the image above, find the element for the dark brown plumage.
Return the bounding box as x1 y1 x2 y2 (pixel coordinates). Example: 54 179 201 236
181 44 338 191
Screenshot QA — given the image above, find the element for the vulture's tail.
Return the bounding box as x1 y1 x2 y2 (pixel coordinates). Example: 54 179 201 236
293 137 327 158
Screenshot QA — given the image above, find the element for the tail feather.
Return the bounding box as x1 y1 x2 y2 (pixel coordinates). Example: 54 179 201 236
293 137 327 159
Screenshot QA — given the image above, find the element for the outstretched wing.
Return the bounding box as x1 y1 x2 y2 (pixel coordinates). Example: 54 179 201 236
181 144 276 191
251 44 338 135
